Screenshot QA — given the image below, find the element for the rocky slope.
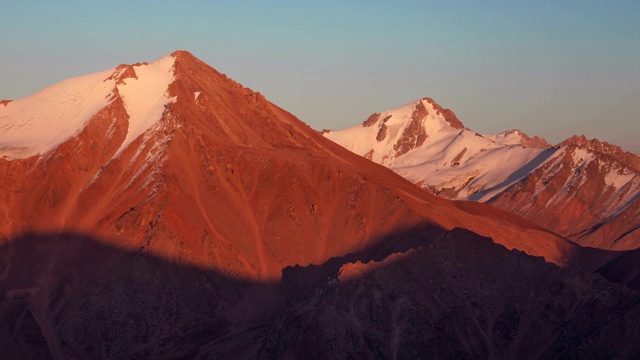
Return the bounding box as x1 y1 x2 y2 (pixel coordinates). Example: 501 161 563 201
490 142 640 250
324 98 640 250
1 52 639 359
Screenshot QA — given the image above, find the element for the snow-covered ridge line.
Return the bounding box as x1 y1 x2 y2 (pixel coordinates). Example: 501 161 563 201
324 97 555 201
0 54 176 160
0 66 116 160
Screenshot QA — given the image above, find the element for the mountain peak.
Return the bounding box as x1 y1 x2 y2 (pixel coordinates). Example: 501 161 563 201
493 129 550 148
325 97 559 201
170 49 197 60
325 97 470 165
169 50 212 71
420 97 464 129
559 135 608 149
558 135 640 171
361 97 463 131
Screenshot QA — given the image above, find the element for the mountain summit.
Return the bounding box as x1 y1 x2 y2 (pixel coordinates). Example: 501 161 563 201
0 50 311 161
327 97 464 164
324 97 552 201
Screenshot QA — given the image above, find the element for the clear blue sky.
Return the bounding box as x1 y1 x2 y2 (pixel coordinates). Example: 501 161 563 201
2 1 639 152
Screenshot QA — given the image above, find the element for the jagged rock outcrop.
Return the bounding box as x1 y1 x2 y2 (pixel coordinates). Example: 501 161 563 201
560 135 640 171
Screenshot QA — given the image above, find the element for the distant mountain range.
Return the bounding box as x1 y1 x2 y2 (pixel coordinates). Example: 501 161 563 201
324 98 640 250
2 51 640 359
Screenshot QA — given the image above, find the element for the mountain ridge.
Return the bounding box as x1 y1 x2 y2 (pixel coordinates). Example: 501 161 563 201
325 97 640 250
559 134 640 171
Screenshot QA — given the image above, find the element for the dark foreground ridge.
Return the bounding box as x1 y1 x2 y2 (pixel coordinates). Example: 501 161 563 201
2 230 640 359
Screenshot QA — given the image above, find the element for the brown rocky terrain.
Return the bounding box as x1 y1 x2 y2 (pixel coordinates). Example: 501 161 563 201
1 51 639 358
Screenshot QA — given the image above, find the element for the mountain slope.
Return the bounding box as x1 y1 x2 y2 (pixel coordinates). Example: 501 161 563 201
1 51 638 358
324 98 640 250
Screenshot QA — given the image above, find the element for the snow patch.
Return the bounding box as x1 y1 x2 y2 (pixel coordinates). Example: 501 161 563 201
570 148 595 169
605 171 635 189
113 55 176 157
488 130 523 146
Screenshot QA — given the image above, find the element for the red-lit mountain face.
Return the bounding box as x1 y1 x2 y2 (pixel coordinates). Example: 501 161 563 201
0 51 578 278
325 99 640 250
1 51 639 359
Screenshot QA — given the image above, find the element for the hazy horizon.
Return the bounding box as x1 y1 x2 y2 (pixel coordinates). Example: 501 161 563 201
2 1 638 153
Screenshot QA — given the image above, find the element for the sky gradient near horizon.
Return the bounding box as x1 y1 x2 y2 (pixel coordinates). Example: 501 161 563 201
2 1 639 152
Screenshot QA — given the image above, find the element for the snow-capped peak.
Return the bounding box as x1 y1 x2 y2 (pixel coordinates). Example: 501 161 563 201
325 97 465 164
324 97 558 201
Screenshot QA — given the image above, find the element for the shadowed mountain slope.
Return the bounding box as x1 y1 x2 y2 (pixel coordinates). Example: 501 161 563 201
3 231 640 359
